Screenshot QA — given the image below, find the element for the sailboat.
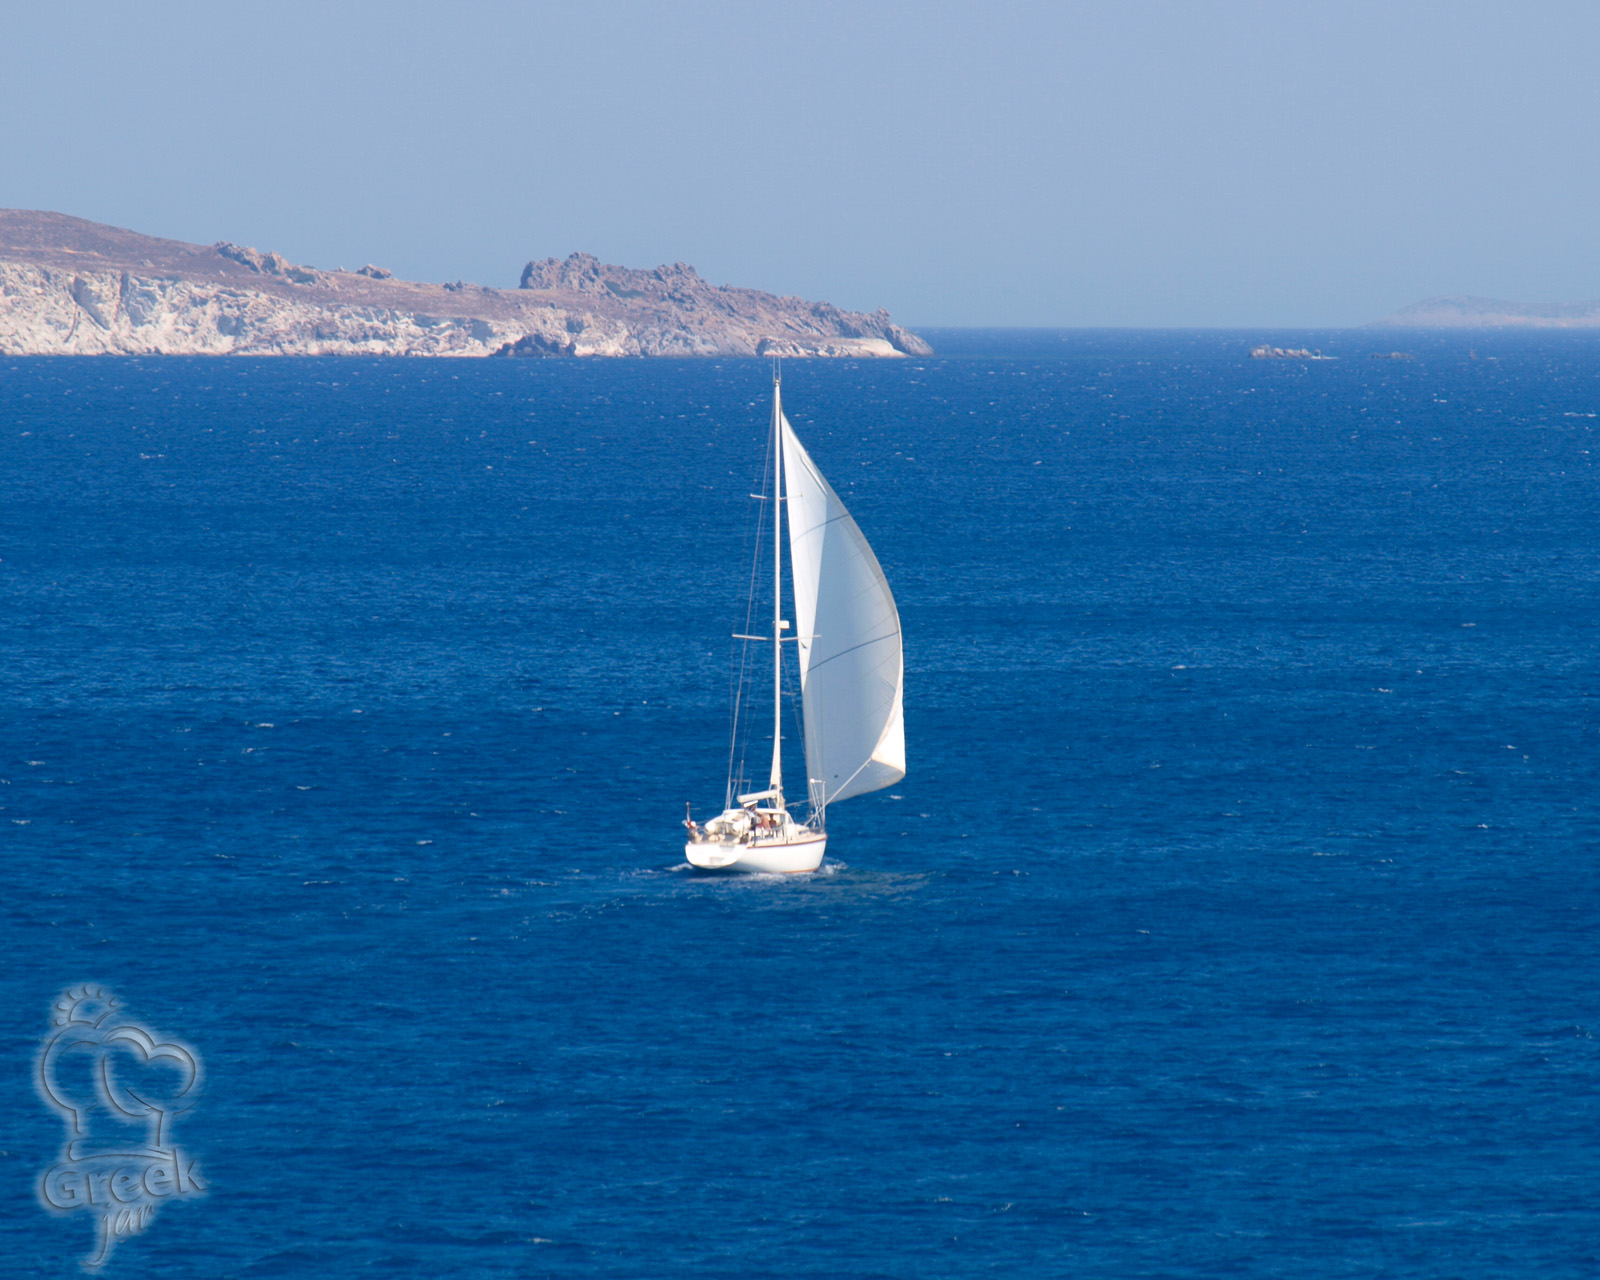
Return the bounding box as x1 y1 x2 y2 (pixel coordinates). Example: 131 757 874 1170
683 371 905 873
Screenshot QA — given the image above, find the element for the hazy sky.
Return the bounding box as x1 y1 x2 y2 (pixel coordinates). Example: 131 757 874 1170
4 1 1597 327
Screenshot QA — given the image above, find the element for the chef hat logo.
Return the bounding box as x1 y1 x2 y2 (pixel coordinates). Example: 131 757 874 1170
38 985 202 1161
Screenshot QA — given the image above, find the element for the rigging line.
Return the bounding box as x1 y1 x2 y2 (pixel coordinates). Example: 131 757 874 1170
781 646 809 819
726 642 747 810
726 600 753 803
728 412 776 803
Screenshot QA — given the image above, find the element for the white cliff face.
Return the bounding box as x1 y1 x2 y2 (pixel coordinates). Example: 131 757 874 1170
0 211 933 359
754 336 902 359
0 264 524 356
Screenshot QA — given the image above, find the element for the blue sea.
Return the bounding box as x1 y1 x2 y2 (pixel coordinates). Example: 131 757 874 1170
2 330 1597 1277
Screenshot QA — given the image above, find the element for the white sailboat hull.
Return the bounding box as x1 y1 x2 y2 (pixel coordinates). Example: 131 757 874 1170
684 834 826 874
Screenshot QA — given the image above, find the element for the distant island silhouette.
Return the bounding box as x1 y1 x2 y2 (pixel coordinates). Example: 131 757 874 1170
0 210 931 358
1372 296 1600 328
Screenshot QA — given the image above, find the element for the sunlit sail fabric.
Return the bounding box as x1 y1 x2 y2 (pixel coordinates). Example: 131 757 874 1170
781 415 905 810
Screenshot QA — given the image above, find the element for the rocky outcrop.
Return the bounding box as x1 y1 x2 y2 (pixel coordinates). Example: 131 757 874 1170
1249 345 1329 360
512 250 934 358
0 210 931 358
214 242 324 285
1372 296 1600 328
491 333 577 358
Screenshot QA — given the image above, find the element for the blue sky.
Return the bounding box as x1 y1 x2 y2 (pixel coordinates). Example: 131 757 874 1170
4 1 1596 326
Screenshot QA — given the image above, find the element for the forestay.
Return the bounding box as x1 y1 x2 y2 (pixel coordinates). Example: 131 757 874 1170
781 416 906 812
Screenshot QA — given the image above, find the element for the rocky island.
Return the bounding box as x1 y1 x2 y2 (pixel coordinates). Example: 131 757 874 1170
1249 344 1329 360
0 210 932 358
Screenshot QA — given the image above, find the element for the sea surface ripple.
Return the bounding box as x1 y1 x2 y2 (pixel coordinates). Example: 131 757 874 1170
2 331 1597 1276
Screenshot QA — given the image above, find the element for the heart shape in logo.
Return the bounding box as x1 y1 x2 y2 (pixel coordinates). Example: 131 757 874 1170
98 1025 201 1151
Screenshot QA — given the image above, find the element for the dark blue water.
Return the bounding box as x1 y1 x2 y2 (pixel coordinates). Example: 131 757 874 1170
3 331 1597 1277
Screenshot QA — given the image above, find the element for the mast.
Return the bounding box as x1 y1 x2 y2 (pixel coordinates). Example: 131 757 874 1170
768 370 784 801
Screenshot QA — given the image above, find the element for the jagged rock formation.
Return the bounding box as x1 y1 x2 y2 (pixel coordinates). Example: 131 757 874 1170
0 210 932 358
511 252 930 358
1373 296 1600 328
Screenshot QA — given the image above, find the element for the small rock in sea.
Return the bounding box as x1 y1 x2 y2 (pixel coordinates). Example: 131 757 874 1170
492 333 577 358
1250 345 1323 360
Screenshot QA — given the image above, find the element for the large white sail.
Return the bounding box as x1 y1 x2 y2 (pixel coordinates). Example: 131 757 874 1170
781 415 905 812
